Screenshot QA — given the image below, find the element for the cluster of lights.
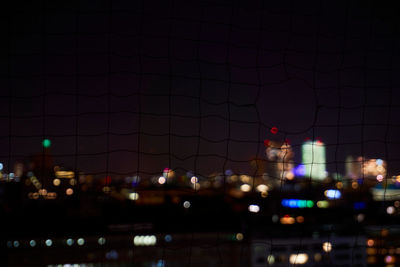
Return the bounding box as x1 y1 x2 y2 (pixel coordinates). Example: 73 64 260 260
133 235 157 246
279 215 304 224
289 253 308 264
281 199 314 208
7 237 111 248
324 189 341 200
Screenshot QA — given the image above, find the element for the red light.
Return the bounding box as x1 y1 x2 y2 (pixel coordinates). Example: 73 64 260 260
270 127 278 134
304 137 310 141
105 176 112 184
263 139 270 147
285 138 291 145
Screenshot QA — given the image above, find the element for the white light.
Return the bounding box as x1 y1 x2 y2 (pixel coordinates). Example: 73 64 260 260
289 253 308 264
356 213 365 222
183 201 191 208
77 238 85 246
190 176 198 184
240 184 251 192
248 204 260 213
267 255 275 264
324 189 341 199
30 240 36 247
377 175 384 182
256 184 268 192
134 235 156 246
322 242 332 252
129 192 139 200
387 206 395 215
158 177 166 184
45 239 53 247
13 241 20 248
0 163 3 171
98 237 106 245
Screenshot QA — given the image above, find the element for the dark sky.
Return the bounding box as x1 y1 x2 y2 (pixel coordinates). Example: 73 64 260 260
1 0 400 179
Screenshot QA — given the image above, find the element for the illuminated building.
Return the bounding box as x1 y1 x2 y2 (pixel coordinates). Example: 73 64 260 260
302 140 326 181
346 156 386 180
265 140 294 180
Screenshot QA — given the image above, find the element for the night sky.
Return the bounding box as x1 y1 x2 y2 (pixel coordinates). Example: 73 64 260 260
1 0 400 179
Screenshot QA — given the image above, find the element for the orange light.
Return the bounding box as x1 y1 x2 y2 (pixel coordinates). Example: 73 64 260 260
296 216 304 223
66 188 74 195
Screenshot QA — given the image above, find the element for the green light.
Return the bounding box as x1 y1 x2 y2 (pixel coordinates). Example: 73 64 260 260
298 200 307 208
42 139 51 148
306 200 314 208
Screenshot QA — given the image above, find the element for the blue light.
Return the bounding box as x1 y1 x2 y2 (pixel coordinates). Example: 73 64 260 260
294 164 306 177
376 159 383 166
354 202 366 210
281 199 314 208
325 189 341 199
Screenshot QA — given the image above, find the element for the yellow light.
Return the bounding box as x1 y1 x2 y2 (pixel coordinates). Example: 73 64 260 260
352 182 359 189
367 248 377 255
396 176 400 183
39 189 47 196
261 191 268 198
240 175 251 183
314 253 322 262
129 192 139 200
53 179 61 186
317 200 329 208
336 182 343 189
322 242 332 252
235 233 243 241
289 253 308 264
69 179 77 186
66 188 74 195
55 171 75 179
256 184 268 192
240 184 251 192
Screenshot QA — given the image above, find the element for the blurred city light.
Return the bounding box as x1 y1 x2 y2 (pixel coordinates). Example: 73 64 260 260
324 189 341 200
248 204 260 213
289 253 308 264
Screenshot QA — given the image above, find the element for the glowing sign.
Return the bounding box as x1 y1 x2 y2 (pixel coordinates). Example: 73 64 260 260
281 199 314 208
302 140 326 180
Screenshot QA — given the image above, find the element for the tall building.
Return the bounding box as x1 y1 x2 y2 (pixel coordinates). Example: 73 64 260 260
302 140 327 181
265 140 294 180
